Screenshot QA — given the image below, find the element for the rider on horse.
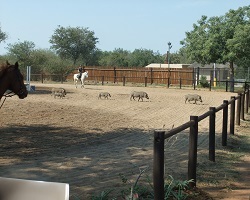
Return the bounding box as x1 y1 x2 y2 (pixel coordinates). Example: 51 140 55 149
77 66 83 79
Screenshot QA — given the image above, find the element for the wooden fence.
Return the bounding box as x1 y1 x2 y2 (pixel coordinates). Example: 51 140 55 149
66 67 194 85
29 67 250 91
153 88 250 200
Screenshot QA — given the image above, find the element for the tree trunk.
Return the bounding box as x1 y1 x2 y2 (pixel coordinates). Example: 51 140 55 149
229 61 234 92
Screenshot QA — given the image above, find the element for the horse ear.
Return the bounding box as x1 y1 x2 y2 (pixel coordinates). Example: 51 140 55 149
15 62 19 68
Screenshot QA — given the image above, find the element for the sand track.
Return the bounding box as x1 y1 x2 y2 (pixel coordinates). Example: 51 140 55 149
0 83 235 199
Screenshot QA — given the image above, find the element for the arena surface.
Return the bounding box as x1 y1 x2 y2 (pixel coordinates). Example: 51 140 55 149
0 83 238 198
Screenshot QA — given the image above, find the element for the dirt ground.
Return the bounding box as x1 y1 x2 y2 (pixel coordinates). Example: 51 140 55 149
0 82 249 199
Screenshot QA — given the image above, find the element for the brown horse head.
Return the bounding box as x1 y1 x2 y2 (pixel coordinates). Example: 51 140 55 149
0 61 28 99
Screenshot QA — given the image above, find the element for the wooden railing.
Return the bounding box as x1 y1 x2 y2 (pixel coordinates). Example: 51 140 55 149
153 88 250 200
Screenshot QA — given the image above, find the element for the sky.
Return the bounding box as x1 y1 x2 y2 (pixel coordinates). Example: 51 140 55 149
0 0 249 55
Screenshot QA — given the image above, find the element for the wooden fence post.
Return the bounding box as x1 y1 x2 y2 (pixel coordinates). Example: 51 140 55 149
153 130 165 200
246 89 249 113
113 67 116 83
209 107 216 162
197 67 200 85
167 77 170 88
145 77 147 87
150 68 153 85
102 76 104 85
241 92 245 120
123 76 125 86
41 73 44 84
188 116 198 188
248 88 250 108
236 94 241 125
222 100 228 146
209 80 212 91
230 96 235 135
179 78 182 89
226 80 228 92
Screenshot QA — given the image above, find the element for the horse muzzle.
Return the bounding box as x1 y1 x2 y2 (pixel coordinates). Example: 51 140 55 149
18 89 28 99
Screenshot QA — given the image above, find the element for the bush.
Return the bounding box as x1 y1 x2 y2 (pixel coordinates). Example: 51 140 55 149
199 76 210 88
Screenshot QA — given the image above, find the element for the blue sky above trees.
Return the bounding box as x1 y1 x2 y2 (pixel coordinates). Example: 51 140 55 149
0 0 249 55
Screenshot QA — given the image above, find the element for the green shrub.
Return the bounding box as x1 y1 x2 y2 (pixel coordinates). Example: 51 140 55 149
199 76 210 88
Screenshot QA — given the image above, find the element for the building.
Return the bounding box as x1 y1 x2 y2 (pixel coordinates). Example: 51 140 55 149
145 63 190 69
189 63 230 84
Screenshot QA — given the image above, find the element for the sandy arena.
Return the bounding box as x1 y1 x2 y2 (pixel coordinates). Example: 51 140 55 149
0 82 240 199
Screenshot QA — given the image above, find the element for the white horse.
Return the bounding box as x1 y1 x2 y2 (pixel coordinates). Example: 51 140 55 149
73 71 88 88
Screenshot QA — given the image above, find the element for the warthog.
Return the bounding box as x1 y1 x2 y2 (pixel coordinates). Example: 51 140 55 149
53 92 65 99
130 91 149 102
185 94 202 104
98 92 111 99
51 88 66 99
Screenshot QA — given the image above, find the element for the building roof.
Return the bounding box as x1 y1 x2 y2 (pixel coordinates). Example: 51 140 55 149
145 63 190 68
189 63 230 69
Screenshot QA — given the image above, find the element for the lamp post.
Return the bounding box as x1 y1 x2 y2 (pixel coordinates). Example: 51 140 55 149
168 42 172 69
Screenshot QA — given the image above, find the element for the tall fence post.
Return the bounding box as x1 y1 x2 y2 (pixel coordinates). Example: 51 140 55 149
226 80 228 92
145 77 147 87
61 74 63 84
222 100 228 146
188 116 198 188
41 73 44 84
150 68 153 85
167 77 170 88
101 76 104 85
153 130 165 200
230 96 235 135
236 93 241 126
179 78 182 89
123 76 125 86
113 67 116 83
209 107 216 162
246 89 249 113
197 67 200 85
241 92 245 120
248 88 250 108
209 80 212 91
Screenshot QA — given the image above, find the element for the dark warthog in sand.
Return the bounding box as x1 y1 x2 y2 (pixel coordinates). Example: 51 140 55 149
130 91 149 102
98 92 111 99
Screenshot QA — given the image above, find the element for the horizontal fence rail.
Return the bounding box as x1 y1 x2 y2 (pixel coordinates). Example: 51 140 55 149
153 88 250 200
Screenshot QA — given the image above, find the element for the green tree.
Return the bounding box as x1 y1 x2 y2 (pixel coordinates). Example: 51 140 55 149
227 24 250 70
6 40 35 71
168 52 181 64
31 49 72 74
0 25 8 45
99 48 129 67
99 48 164 67
128 49 164 67
49 26 98 66
180 6 250 92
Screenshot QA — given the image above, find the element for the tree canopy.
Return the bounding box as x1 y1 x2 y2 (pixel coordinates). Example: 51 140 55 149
98 48 164 67
180 6 250 91
0 26 8 44
49 26 99 66
6 40 35 70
